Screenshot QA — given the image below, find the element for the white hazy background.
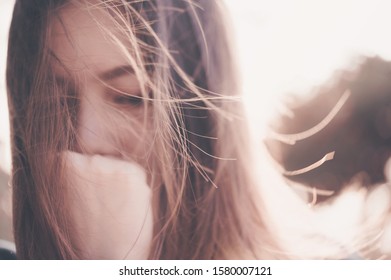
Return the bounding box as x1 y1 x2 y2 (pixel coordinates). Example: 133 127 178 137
224 0 391 138
1 0 391 257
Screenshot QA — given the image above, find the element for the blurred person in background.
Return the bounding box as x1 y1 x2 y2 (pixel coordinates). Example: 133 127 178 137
265 56 391 259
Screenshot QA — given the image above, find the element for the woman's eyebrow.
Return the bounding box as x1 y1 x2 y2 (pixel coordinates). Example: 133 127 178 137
99 65 134 81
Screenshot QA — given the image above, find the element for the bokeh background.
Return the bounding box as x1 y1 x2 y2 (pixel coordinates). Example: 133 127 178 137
2 0 391 257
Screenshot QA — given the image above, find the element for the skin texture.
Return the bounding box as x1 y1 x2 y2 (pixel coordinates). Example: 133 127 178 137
50 4 153 259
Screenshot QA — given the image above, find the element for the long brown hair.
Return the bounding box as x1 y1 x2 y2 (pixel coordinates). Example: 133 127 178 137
7 0 277 259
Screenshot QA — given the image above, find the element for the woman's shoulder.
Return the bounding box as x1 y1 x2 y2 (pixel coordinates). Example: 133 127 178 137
0 247 17 260
0 240 17 260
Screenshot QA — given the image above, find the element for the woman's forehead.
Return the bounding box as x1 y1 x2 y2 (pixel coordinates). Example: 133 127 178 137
49 3 129 78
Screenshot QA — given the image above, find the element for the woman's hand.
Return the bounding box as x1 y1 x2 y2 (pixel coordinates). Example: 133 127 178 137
64 151 153 259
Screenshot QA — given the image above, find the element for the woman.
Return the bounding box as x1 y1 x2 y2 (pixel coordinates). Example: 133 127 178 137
7 0 277 259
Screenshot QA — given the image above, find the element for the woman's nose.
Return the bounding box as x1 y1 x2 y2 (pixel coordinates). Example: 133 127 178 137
77 94 119 157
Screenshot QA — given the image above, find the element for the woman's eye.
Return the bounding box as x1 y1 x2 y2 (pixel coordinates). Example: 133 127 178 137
112 94 143 106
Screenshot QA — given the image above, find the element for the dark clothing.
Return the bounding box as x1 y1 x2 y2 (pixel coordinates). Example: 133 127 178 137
0 248 17 260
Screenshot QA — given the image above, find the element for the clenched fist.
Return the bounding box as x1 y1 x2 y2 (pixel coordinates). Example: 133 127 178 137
64 151 153 259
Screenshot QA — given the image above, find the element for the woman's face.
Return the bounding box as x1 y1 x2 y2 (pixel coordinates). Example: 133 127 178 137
49 4 153 167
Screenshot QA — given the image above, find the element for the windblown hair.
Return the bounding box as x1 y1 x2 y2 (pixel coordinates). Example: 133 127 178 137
266 57 391 203
7 0 276 259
